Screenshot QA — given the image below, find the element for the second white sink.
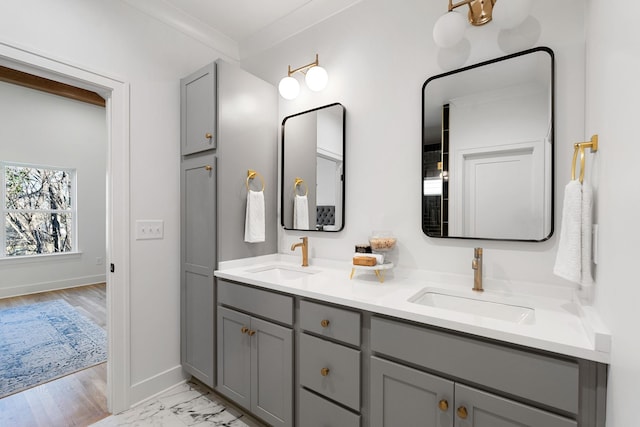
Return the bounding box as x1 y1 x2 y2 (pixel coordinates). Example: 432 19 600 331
409 287 535 325
245 264 320 281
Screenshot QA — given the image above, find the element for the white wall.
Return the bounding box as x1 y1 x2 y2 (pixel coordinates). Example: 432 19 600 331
0 0 230 405
242 0 586 288
586 1 640 425
0 81 106 297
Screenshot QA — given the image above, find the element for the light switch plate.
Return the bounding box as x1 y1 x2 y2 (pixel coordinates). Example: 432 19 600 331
136 220 164 240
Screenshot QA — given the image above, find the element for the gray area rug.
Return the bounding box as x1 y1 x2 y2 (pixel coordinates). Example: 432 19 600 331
0 299 107 398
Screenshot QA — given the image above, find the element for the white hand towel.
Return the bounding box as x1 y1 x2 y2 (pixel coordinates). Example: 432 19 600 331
293 194 309 229
553 180 582 283
554 180 594 285
244 190 265 243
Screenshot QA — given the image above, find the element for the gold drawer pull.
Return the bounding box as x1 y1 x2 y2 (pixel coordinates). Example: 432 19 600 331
205 133 213 139
457 406 468 419
320 367 330 377
438 399 449 412
320 319 330 328
204 165 212 171
241 326 249 334
248 330 256 336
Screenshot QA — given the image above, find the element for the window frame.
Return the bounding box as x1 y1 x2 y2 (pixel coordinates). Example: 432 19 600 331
1 161 78 258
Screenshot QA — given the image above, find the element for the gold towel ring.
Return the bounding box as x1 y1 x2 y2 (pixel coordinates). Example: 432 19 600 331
571 134 598 184
246 169 265 192
294 177 308 196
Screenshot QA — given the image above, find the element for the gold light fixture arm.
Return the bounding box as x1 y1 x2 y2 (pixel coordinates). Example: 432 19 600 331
288 54 320 77
447 0 496 26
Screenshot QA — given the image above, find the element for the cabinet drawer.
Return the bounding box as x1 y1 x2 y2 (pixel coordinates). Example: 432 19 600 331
300 300 361 346
299 333 361 411
299 388 360 427
217 280 293 325
370 316 579 414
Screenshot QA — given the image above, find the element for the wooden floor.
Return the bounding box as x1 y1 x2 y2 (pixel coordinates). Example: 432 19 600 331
0 283 109 427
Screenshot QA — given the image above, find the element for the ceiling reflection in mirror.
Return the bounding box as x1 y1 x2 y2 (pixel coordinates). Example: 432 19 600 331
281 103 345 232
422 47 554 241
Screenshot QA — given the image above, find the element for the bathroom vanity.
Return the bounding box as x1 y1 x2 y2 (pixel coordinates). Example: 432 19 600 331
213 255 609 427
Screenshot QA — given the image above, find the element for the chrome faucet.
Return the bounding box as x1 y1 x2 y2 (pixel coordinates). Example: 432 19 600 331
291 237 309 267
472 247 483 292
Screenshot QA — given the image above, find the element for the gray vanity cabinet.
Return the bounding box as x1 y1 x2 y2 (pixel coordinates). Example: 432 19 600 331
370 316 580 427
217 280 294 427
370 356 454 427
180 63 216 155
180 152 216 387
370 356 576 427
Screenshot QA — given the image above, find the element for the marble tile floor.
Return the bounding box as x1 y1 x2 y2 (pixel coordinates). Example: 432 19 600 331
91 380 265 427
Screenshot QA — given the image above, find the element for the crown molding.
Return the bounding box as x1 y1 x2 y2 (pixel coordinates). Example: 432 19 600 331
238 0 363 60
122 0 240 61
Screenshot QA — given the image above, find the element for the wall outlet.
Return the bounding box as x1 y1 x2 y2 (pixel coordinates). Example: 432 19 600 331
135 220 164 240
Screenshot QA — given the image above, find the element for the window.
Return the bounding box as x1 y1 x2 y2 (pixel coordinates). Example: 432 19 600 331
2 162 76 257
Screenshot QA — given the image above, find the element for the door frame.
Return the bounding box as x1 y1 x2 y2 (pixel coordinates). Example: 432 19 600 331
0 41 131 414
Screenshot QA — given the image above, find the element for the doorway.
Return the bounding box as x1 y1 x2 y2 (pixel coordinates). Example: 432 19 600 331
0 41 131 414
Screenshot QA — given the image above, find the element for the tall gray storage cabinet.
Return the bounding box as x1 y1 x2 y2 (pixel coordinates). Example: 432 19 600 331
180 60 278 388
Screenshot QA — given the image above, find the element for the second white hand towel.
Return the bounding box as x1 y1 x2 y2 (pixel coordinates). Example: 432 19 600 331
553 180 582 283
244 190 265 243
293 194 309 229
581 182 594 286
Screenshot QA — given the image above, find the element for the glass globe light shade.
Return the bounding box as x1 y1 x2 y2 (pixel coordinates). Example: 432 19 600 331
278 76 300 100
492 0 532 29
433 11 467 49
305 66 329 92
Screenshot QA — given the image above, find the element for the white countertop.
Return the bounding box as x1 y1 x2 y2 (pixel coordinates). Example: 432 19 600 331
215 254 611 364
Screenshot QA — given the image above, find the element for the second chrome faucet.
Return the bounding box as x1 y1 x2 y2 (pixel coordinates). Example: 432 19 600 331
291 237 309 267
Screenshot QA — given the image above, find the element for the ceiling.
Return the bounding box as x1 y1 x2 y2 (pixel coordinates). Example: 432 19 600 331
122 0 363 60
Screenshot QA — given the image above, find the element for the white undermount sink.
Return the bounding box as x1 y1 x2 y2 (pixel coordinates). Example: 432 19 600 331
408 287 536 325
245 264 320 281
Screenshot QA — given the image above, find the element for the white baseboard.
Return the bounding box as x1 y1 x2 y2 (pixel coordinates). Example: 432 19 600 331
129 365 189 409
0 275 107 299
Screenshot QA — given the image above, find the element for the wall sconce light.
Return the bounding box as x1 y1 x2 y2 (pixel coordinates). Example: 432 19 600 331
433 0 532 49
278 54 328 100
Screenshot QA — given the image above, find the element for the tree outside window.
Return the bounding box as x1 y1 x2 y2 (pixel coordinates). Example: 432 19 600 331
2 163 76 257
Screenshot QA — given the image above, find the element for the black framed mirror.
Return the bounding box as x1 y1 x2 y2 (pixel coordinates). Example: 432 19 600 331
422 47 554 242
281 103 345 231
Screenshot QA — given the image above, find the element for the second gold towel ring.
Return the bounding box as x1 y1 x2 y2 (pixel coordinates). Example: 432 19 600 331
246 169 265 192
571 134 598 184
294 177 308 196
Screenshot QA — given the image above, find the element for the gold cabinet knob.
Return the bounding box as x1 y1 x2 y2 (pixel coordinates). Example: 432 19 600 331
320 319 330 328
457 406 468 420
248 330 256 336
241 326 249 334
320 367 330 377
204 165 212 171
205 133 213 139
438 399 449 412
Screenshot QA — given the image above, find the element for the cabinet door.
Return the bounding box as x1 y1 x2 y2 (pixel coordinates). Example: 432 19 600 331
181 153 216 386
251 317 293 427
216 306 251 409
454 384 577 427
371 357 454 427
181 63 216 155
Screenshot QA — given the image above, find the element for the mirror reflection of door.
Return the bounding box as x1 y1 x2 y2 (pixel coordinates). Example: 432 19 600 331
422 47 553 241
282 103 345 232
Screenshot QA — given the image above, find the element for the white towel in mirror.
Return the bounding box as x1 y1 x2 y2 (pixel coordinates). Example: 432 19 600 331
293 194 309 229
244 190 265 243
